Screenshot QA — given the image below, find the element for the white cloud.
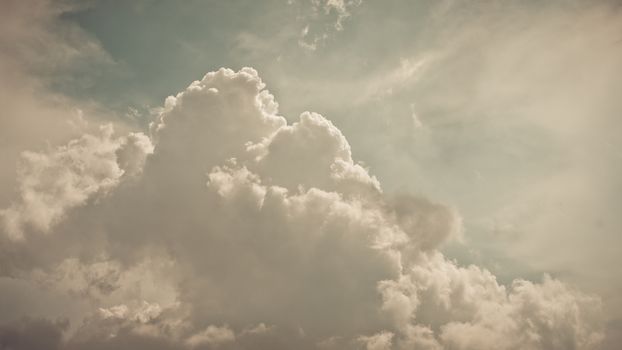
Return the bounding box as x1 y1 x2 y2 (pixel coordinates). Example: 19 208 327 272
186 325 236 348
241 322 273 336
0 0 116 212
358 331 394 350
291 0 362 50
0 67 605 350
378 253 604 350
1 125 153 239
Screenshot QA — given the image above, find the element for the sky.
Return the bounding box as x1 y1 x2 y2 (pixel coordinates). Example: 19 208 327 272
0 0 621 349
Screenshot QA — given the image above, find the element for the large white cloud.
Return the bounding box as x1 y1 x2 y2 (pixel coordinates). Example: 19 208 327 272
0 68 604 350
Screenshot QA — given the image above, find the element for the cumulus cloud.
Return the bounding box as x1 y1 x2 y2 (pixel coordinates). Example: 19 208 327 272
1 126 153 239
379 253 604 350
358 331 394 350
0 0 118 232
186 325 236 348
0 67 604 350
290 0 362 50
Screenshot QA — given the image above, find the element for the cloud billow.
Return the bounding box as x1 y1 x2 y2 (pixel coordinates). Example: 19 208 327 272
0 68 603 350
